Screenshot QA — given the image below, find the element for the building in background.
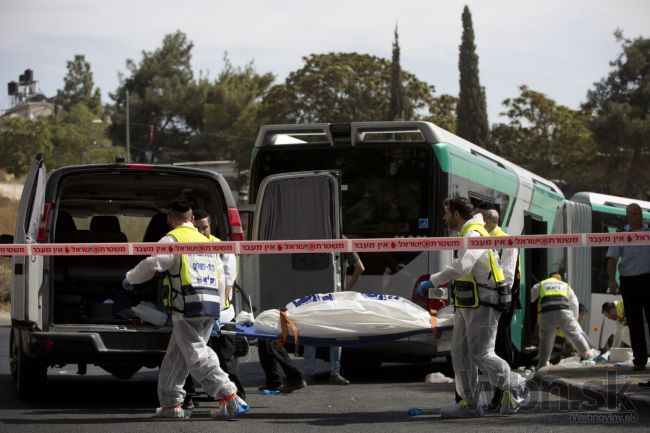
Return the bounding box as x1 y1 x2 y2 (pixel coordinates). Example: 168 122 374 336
2 69 53 119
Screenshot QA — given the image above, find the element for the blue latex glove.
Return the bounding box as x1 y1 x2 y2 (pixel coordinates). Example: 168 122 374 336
416 280 433 296
210 319 222 337
122 278 135 292
408 407 423 416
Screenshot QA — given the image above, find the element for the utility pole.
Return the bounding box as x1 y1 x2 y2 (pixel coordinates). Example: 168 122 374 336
125 90 131 162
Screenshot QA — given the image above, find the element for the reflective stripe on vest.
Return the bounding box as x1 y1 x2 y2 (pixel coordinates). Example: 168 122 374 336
539 278 570 313
163 225 221 318
615 299 627 326
452 220 506 308
491 225 522 278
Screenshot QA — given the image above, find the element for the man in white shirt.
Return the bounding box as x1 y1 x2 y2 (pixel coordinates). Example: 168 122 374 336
606 203 650 371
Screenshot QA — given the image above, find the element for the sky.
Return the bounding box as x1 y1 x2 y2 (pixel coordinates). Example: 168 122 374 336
1 0 649 124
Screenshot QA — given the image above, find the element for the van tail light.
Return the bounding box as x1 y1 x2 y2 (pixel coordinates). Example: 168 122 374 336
125 164 154 170
37 203 52 242
227 207 244 241
411 274 449 314
41 340 55 352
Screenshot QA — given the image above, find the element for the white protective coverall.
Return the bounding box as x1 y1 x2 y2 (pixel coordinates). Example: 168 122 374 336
531 279 590 368
219 253 237 323
125 222 237 407
428 214 516 407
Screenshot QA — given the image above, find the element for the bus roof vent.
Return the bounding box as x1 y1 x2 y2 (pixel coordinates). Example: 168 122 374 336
330 123 351 145
257 124 333 147
352 122 429 144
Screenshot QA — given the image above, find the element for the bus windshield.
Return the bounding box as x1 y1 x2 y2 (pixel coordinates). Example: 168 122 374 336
252 145 432 238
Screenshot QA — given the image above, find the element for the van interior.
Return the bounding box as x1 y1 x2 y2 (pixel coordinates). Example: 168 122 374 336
49 171 226 326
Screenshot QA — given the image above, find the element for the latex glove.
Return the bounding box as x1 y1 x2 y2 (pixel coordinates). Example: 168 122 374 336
122 278 135 292
416 280 433 296
210 319 222 337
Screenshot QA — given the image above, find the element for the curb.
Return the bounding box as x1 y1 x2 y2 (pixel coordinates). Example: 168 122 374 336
534 366 650 413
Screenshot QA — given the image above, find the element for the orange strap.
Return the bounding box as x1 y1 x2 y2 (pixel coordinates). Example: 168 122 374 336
217 393 237 405
429 311 438 333
276 308 300 354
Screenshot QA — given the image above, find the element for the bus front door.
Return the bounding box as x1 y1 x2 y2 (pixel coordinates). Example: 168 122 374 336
517 213 548 358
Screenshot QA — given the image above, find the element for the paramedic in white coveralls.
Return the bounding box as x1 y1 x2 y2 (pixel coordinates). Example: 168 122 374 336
417 197 521 417
123 200 248 419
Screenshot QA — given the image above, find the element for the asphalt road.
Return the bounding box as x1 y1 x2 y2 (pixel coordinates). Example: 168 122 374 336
1 325 648 432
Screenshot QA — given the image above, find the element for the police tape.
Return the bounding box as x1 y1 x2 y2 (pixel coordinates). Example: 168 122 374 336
0 232 649 256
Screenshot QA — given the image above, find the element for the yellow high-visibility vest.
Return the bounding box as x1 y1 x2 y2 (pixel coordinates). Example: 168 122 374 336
615 299 627 326
163 225 221 318
538 277 571 313
452 221 506 308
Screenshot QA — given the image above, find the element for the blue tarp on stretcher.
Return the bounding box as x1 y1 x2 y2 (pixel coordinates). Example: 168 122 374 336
232 322 454 347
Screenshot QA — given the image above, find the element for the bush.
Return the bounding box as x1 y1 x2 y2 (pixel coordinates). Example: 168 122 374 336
0 194 18 308
0 258 10 304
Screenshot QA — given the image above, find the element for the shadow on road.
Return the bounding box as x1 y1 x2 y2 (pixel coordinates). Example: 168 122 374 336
0 371 159 411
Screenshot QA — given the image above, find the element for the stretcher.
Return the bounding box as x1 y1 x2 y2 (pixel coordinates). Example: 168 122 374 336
229 321 453 347
224 291 454 347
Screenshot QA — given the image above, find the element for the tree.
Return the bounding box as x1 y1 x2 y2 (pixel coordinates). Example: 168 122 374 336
0 117 52 177
389 25 404 120
195 55 275 187
425 94 458 133
49 104 120 168
259 52 436 124
109 31 197 162
56 55 101 114
491 85 597 193
52 55 117 168
583 32 650 198
456 5 490 148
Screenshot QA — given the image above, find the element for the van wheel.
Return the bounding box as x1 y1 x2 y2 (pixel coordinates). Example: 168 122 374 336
17 342 47 400
9 328 18 380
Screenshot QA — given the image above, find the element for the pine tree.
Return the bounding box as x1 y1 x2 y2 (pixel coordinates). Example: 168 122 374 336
55 55 101 114
389 24 404 120
456 5 490 147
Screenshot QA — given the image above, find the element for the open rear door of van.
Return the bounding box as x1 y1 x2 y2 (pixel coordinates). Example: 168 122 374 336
12 156 46 327
248 171 341 312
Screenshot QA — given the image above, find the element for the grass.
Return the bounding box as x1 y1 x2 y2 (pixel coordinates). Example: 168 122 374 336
0 193 18 311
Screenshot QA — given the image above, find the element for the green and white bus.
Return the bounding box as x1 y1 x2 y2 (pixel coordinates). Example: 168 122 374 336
567 192 650 350
245 121 568 365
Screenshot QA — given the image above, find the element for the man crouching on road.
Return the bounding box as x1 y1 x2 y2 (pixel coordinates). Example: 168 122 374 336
123 200 248 419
